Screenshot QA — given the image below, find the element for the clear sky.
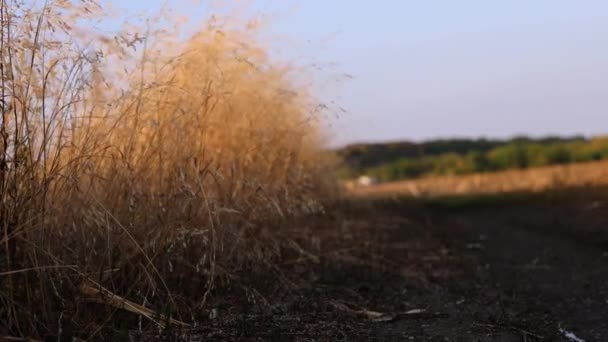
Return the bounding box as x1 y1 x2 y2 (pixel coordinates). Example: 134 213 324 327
116 1 608 147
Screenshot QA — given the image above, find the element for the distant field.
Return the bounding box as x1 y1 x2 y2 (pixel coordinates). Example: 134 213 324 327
347 160 608 198
337 136 608 182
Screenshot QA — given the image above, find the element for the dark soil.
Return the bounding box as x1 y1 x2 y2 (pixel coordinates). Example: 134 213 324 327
141 189 608 341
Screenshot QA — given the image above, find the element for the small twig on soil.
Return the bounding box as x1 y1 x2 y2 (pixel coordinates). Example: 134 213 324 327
476 322 544 340
329 300 388 321
80 279 189 328
328 300 446 323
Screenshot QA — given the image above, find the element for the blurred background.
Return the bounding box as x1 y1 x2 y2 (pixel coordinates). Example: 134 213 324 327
123 0 608 147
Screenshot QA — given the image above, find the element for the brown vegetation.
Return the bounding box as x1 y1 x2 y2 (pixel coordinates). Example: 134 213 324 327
349 160 608 198
0 1 336 339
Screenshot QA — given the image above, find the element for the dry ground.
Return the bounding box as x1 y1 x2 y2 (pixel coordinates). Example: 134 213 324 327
148 186 608 341
11 169 608 341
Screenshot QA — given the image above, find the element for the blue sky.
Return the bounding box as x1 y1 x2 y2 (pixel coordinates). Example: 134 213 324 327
116 1 608 146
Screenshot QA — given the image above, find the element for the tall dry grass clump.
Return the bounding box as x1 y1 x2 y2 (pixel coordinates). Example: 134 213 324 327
0 1 335 339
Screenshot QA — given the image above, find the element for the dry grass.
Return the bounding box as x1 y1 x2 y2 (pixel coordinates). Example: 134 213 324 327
0 1 336 339
349 160 608 198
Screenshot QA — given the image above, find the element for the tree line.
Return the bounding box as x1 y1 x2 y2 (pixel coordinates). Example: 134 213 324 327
337 136 608 181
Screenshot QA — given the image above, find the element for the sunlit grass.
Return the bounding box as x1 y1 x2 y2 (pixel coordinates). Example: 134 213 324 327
0 1 336 338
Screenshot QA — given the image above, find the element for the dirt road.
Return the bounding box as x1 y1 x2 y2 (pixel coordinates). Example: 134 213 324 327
421 205 608 341
194 192 608 341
